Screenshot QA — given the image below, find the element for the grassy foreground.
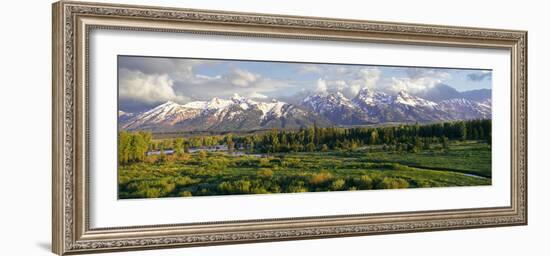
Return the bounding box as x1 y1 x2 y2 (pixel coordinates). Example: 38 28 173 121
118 140 491 199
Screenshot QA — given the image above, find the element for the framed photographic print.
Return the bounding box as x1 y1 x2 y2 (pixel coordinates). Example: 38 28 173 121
52 1 527 255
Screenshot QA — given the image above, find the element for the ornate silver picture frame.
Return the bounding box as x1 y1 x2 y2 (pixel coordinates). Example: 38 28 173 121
52 1 527 255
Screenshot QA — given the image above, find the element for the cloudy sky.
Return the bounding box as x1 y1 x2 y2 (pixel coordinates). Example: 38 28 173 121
118 55 492 112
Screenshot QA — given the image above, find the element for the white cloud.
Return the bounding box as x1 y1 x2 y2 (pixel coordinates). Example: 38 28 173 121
332 80 347 90
297 64 323 74
316 78 328 93
120 57 388 106
119 57 290 103
119 56 465 111
335 67 350 75
310 67 381 97
226 68 260 87
248 92 269 99
172 66 294 101
358 67 381 88
372 68 452 94
195 74 221 80
119 69 188 104
345 84 361 98
405 68 450 80
118 57 208 81
386 69 450 93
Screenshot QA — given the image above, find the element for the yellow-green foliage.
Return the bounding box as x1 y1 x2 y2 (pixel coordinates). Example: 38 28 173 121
354 175 373 189
377 177 410 189
179 191 192 197
309 171 333 186
118 140 491 199
259 157 271 167
329 179 346 190
118 131 152 164
257 168 273 179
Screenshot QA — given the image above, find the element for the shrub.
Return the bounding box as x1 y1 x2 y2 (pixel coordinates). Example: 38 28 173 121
354 175 373 189
203 158 228 171
217 182 234 193
144 187 161 198
330 179 346 191
199 188 210 195
257 168 274 179
415 180 433 188
281 158 300 168
198 150 208 159
218 180 253 194
285 180 308 193
179 191 192 197
309 171 333 186
174 176 199 186
377 177 409 189
175 153 191 162
160 180 176 195
269 184 281 193
234 180 252 193
144 155 159 164
259 157 271 167
306 143 316 152
251 187 269 194
218 181 234 193
287 185 308 193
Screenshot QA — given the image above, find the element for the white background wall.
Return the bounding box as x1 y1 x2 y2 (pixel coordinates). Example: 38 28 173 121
0 0 547 255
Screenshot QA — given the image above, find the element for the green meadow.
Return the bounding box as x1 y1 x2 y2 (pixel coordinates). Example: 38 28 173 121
118 139 491 199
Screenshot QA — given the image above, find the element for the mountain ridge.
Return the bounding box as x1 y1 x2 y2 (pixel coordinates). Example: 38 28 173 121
120 89 491 132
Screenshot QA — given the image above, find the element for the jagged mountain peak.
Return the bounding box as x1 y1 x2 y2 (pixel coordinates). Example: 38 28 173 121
356 87 375 96
230 93 248 103
395 90 437 107
354 87 392 106
154 100 179 108
438 97 491 120
302 91 354 112
300 91 366 125
120 88 492 132
330 91 346 98
120 95 328 132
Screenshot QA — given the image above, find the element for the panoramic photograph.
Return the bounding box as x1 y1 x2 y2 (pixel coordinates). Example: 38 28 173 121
117 55 492 199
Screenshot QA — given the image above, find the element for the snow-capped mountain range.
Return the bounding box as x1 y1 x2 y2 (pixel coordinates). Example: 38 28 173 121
120 94 326 132
119 89 491 132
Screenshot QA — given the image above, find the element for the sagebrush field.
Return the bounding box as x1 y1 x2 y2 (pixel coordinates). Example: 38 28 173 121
118 120 491 198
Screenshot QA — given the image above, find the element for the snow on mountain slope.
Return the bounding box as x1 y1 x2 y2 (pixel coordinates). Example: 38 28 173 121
350 89 449 123
438 98 492 120
394 91 438 108
302 92 354 113
121 94 326 131
301 92 368 125
121 101 202 130
352 88 393 107
120 89 493 132
118 110 135 123
305 89 488 124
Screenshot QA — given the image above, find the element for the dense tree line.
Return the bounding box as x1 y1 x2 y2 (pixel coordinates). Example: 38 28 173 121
118 119 491 164
237 119 491 154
